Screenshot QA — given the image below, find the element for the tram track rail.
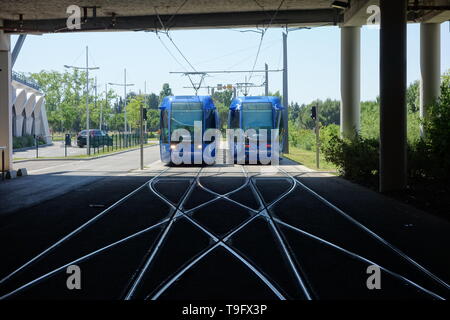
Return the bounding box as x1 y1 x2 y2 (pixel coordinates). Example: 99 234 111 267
0 167 170 298
0 163 448 300
274 166 449 299
141 165 289 300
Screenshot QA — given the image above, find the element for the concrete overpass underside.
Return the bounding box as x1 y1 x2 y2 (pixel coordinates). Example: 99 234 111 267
0 0 448 32
1 0 341 32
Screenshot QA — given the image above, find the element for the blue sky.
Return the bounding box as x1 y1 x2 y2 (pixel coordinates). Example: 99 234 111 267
12 22 450 106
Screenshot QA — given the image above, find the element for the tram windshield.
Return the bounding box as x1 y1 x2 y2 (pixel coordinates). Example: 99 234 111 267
241 102 273 131
170 102 203 135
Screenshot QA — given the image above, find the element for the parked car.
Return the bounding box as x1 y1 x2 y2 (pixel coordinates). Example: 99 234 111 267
77 129 112 148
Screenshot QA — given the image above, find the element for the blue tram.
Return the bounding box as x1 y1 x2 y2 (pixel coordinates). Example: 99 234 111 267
159 96 219 164
228 96 284 162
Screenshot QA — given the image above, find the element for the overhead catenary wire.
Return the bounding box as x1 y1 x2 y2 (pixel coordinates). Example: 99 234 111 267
153 0 287 95
70 48 85 68
153 4 197 73
153 2 209 94
252 0 273 20
192 38 279 67
247 0 286 93
165 0 190 31
165 32 198 73
155 31 189 72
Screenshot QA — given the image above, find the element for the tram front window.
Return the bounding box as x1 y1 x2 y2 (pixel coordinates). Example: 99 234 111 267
242 103 274 146
241 103 273 131
170 102 203 139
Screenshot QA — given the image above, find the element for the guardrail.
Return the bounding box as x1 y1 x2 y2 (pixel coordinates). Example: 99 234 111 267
12 71 41 91
85 132 149 156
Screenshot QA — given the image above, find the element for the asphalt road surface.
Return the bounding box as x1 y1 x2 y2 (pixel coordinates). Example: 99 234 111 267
1 145 161 214
0 148 449 300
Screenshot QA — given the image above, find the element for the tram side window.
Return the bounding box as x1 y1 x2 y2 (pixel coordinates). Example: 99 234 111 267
161 109 169 144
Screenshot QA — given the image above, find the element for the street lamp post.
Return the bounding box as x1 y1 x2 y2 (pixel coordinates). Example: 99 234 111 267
94 76 98 129
144 81 148 135
64 46 99 155
101 83 107 131
109 68 134 133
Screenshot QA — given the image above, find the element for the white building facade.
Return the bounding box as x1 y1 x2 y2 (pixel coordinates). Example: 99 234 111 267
11 72 51 144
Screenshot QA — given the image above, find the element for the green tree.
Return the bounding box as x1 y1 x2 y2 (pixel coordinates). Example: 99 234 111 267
212 90 233 133
289 102 301 122
125 96 145 131
31 69 124 132
360 101 379 139
31 69 91 132
422 71 450 176
268 91 282 99
147 93 160 109
295 99 340 130
407 80 420 113
146 109 160 132
212 90 233 108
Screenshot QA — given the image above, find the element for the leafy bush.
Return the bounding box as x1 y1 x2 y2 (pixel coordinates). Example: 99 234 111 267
407 111 421 143
289 123 339 154
415 71 450 179
13 135 45 149
289 127 316 151
320 124 339 150
323 134 379 181
323 71 450 183
407 140 434 179
426 75 450 156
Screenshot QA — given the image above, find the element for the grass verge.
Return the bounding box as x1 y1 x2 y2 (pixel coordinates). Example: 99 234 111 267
284 146 337 172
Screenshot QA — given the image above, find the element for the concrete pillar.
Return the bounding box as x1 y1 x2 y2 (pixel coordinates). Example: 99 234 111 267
0 24 13 171
24 93 36 135
420 23 441 136
34 96 45 137
379 0 407 192
340 26 361 139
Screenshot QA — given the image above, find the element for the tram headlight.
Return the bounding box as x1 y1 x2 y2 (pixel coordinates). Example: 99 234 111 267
197 144 202 149
170 144 177 150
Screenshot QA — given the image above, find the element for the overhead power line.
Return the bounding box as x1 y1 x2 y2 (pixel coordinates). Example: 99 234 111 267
155 32 188 72
152 0 205 94
170 69 283 74
165 32 198 73
248 0 286 83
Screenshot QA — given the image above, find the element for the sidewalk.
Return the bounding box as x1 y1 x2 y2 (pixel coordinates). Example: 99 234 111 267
13 141 86 159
